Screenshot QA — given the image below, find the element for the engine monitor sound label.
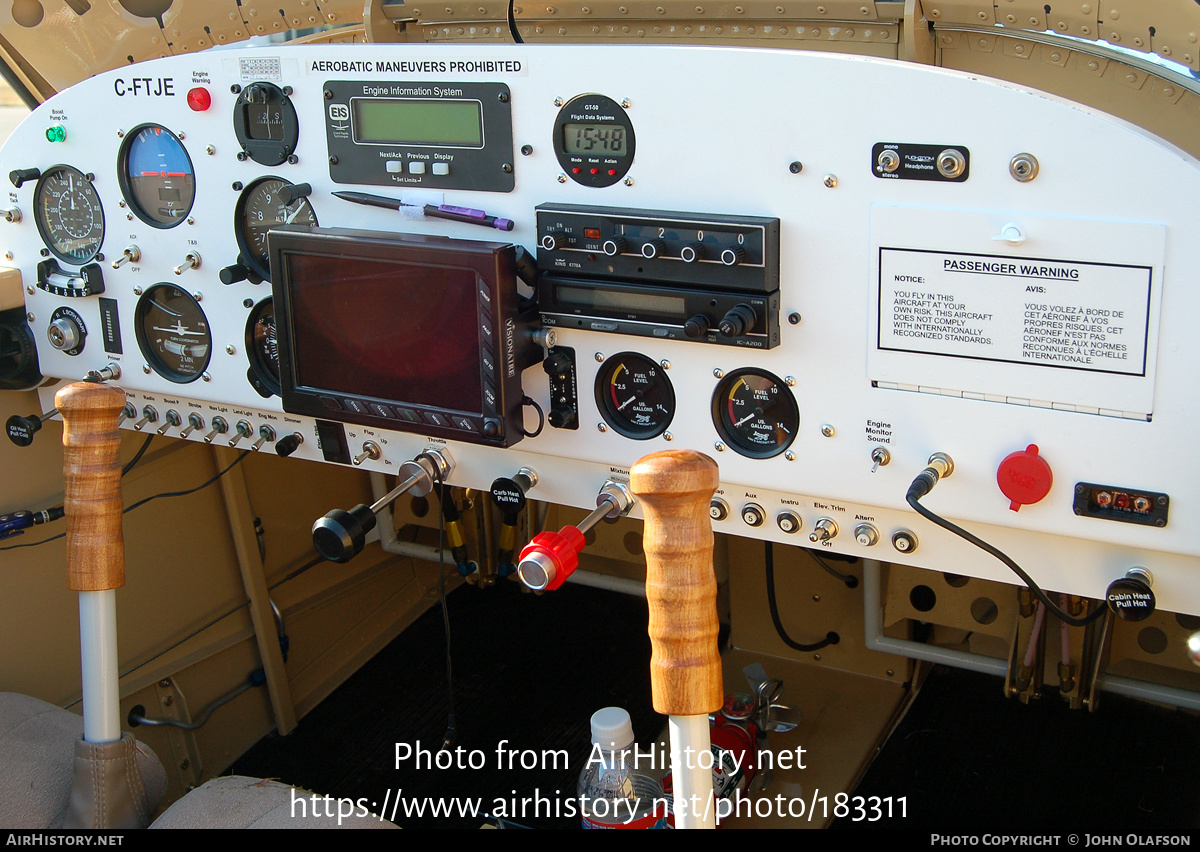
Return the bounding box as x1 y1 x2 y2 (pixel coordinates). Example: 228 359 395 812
877 248 1151 377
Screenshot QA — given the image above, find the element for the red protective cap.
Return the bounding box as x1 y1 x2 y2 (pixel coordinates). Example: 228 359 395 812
997 444 1053 512
186 87 212 111
517 525 586 590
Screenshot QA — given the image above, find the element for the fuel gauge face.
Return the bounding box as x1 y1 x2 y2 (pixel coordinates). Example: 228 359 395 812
712 368 799 458
134 284 212 383
595 352 674 439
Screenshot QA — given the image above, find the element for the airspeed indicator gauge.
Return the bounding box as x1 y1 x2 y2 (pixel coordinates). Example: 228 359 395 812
33 166 104 264
712 368 799 458
595 352 674 439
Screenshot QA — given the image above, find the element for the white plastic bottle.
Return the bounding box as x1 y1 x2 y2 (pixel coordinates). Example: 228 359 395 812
577 707 670 829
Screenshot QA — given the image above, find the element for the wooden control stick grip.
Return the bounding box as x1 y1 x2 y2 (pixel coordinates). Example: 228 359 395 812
55 382 127 592
630 450 722 717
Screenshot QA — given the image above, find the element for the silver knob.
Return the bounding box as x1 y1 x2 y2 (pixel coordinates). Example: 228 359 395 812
47 317 83 351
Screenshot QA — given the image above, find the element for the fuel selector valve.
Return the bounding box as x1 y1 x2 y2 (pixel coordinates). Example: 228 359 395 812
490 467 539 577
516 480 635 591
312 448 453 564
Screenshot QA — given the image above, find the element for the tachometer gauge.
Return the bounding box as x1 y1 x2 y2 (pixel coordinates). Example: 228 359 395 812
134 284 211 383
118 124 195 228
711 368 799 458
245 297 280 397
33 166 104 264
235 178 317 280
595 352 675 439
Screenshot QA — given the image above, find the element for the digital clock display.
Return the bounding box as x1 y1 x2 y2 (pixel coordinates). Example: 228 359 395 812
562 123 628 156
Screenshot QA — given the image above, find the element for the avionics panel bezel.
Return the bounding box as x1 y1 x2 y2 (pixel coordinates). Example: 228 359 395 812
323 80 515 192
269 225 525 448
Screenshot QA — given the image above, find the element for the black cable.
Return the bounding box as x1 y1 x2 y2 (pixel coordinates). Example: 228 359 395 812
507 0 525 43
765 542 839 652
1 451 251 552
809 549 858 588
906 474 1106 628
518 395 544 438
121 434 155 476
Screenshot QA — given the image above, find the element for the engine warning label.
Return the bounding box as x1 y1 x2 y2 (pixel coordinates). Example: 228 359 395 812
877 248 1152 376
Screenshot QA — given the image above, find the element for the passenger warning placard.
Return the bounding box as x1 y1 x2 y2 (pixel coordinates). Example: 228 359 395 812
878 249 1152 376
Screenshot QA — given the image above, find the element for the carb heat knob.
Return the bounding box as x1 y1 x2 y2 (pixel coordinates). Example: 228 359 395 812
718 304 757 337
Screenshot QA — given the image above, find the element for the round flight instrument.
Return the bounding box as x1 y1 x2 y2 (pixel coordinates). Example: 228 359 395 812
711 368 799 458
234 178 317 280
134 284 212 383
553 93 635 188
233 82 299 166
595 352 674 439
32 166 104 264
245 297 280 397
118 124 195 228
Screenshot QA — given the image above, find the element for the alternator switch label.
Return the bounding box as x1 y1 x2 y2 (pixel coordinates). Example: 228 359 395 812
878 249 1151 376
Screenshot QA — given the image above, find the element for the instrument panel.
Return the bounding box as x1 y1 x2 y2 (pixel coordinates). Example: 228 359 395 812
3 45 1199 612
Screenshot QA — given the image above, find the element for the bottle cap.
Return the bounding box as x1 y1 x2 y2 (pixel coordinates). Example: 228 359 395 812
590 707 634 750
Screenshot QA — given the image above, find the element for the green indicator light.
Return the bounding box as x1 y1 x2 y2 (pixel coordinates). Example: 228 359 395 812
45 126 66 143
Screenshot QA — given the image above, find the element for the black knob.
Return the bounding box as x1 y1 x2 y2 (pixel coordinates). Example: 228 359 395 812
720 246 748 266
680 243 705 263
312 504 377 563
540 232 567 251
1106 572 1156 622
490 477 528 519
548 406 577 429
641 240 667 259
9 168 40 189
6 413 44 447
245 83 271 104
277 183 312 205
220 263 250 285
483 418 503 438
718 304 757 337
683 314 710 338
542 351 572 378
602 237 627 256
275 433 302 458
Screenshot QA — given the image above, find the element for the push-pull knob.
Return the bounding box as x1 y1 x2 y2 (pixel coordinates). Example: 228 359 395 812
1106 568 1156 622
275 432 303 457
516 480 634 591
6 408 58 447
313 448 454 564
491 467 539 577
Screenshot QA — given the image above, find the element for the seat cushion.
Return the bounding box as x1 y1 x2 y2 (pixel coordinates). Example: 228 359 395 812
150 776 399 829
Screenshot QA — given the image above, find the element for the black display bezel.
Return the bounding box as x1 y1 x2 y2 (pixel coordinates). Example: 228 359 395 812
269 225 531 448
552 94 635 188
116 123 195 230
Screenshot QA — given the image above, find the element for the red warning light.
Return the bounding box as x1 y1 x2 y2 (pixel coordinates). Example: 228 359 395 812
186 87 212 111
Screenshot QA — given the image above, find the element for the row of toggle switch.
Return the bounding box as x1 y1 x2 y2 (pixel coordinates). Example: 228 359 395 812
123 403 303 456
710 496 919 553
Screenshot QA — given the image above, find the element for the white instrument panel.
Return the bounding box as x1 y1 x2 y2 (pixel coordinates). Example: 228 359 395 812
4 44 1198 611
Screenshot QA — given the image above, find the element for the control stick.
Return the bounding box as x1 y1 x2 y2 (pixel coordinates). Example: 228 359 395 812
516 480 634 591
312 448 453 563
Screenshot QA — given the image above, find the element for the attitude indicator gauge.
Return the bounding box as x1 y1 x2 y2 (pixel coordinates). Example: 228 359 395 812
118 125 195 228
712 368 799 458
134 284 212 383
595 352 675 439
234 178 317 280
33 166 104 264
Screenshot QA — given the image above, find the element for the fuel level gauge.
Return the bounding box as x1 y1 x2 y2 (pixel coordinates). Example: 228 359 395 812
595 352 675 439
712 368 799 458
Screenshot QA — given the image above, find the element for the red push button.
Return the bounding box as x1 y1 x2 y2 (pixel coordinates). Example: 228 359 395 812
186 87 211 111
997 444 1052 512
